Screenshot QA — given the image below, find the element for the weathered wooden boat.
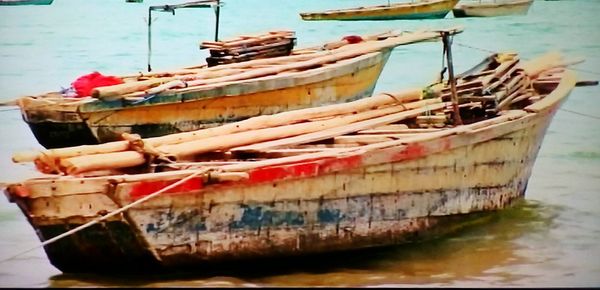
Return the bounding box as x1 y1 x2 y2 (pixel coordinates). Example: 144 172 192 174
452 0 534 18
3 47 583 273
300 0 460 21
13 28 459 149
0 0 53 5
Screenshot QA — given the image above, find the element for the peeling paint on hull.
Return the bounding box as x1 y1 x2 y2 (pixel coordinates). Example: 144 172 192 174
5 70 577 273
11 112 554 272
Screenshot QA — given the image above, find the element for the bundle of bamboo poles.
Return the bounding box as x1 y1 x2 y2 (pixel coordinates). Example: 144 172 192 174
12 88 448 175
435 51 574 122
200 31 297 67
88 27 462 101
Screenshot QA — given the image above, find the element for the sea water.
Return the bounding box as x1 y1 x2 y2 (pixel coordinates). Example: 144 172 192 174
0 0 598 287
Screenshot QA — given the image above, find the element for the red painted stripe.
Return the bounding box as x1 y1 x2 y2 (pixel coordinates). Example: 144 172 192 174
247 155 363 184
128 177 203 200
249 161 320 183
318 155 363 173
391 143 426 161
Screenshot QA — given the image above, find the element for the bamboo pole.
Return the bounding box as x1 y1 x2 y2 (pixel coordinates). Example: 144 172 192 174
12 89 423 164
41 96 438 175
92 28 461 100
157 98 442 159
183 32 443 88
230 99 445 153
91 77 176 100
61 151 147 175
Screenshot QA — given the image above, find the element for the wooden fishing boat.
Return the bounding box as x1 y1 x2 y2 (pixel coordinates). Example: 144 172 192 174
0 0 53 5
3 47 583 273
452 0 534 18
300 0 460 21
13 28 457 149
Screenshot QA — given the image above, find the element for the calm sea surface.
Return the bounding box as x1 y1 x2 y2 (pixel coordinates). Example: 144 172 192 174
0 0 599 287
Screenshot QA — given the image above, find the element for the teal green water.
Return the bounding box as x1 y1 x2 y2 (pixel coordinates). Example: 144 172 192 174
0 0 599 287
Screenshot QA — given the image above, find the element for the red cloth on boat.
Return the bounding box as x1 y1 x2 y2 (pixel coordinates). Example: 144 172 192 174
342 35 364 44
71 71 124 98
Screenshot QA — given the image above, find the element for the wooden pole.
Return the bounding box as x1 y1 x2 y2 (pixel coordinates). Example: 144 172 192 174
147 8 153 72
214 0 220 41
441 31 463 126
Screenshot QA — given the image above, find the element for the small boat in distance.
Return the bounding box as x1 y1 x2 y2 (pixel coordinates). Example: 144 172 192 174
4 47 583 273
300 0 460 21
0 0 53 5
452 0 534 18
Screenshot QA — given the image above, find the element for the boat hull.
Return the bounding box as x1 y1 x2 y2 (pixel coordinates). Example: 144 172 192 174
452 0 533 18
300 0 459 21
0 0 53 5
20 50 392 147
26 121 98 149
7 88 572 272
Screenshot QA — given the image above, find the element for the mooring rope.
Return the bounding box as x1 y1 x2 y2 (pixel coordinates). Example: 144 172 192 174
560 108 600 120
0 167 211 264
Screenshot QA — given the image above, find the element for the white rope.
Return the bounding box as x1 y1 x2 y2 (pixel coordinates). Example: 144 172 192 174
0 167 210 264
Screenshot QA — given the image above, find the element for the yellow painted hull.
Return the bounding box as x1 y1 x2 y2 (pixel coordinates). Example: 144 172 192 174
20 50 392 145
300 0 459 20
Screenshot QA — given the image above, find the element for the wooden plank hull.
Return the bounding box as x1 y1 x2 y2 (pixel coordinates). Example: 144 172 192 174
452 0 533 18
20 49 392 146
5 74 574 272
4 50 577 273
300 0 459 21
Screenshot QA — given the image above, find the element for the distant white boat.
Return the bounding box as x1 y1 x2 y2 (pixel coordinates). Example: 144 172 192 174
452 0 534 18
0 0 53 5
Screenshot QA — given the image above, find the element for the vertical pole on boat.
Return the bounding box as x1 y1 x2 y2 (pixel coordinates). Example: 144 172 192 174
441 31 463 126
147 8 153 72
214 0 220 41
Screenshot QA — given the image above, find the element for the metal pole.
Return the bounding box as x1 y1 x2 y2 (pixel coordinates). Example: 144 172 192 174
147 8 152 72
442 31 463 126
214 0 220 41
